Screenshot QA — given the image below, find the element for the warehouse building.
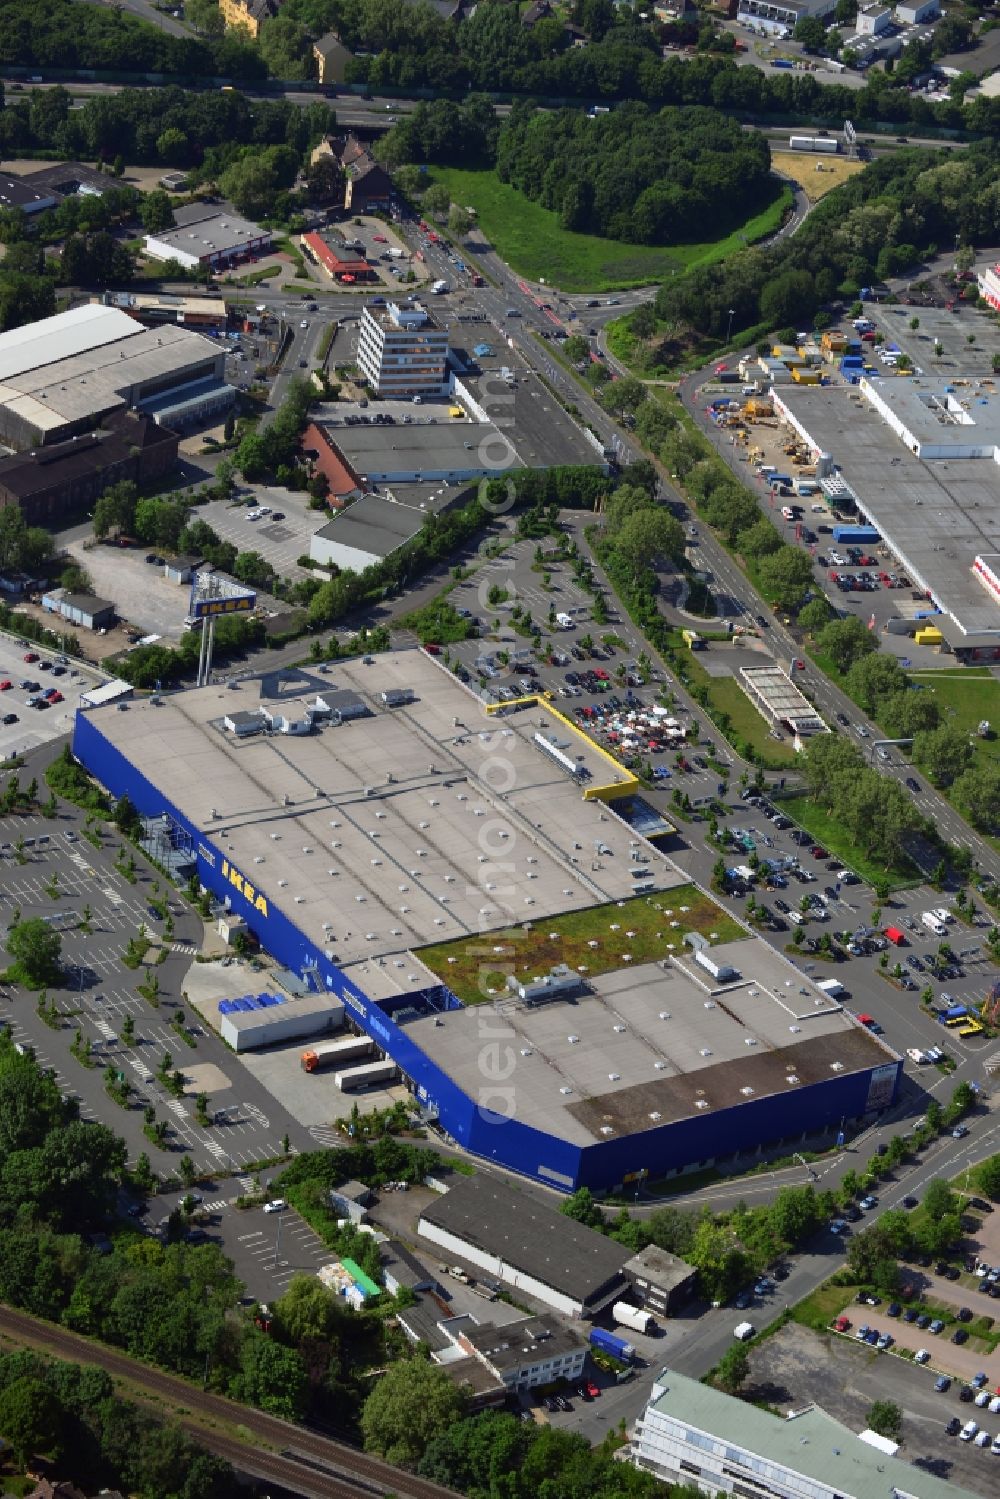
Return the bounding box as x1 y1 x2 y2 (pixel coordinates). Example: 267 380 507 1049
0 304 232 451
631 1367 979 1499
774 378 1000 651
320 418 517 485
40 590 115 632
310 494 430 572
144 204 272 271
736 0 832 36
419 1176 630 1318
0 171 59 217
72 650 902 1193
357 302 450 399
0 410 177 527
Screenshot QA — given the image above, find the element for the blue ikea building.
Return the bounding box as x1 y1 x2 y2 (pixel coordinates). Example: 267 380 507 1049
72 683 902 1195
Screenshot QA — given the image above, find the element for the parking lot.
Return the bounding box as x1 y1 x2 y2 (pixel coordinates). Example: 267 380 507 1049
748 1321 998 1495
0 632 103 760
0 780 311 1180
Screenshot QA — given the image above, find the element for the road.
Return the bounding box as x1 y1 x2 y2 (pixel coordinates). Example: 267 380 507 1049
0 1303 456 1499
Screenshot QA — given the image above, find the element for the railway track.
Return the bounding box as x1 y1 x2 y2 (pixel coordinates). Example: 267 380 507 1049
0 1306 455 1499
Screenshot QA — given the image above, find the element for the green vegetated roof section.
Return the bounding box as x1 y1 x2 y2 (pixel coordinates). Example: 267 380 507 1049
416 887 745 1005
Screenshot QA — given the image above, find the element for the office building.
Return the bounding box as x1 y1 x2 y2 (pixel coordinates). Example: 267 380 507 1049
356 302 450 399
632 1367 979 1499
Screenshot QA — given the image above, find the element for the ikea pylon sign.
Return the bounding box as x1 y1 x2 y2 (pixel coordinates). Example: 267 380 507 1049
191 593 256 620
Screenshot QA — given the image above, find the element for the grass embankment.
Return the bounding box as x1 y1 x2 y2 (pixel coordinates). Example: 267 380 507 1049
780 795 916 890
427 167 790 292
417 886 746 1004
770 151 866 204
698 674 798 765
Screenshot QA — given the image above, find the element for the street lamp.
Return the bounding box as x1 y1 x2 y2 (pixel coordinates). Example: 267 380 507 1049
726 307 736 345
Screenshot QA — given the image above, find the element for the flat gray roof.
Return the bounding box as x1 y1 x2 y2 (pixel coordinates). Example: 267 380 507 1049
404 943 892 1145
624 1244 696 1291
466 1314 585 1371
315 494 427 557
642 1369 981 1499
79 651 683 975
326 418 519 476
149 208 267 258
777 381 1000 635
419 1175 630 1304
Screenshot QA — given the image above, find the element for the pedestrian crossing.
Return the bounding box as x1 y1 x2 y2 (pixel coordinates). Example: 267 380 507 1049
102 887 125 907
166 1098 188 1119
94 1019 116 1040
308 1124 342 1147
169 942 199 956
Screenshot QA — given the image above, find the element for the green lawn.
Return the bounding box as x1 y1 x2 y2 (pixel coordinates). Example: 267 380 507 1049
781 795 916 889
791 1279 855 1333
909 668 1000 772
417 885 746 1005
703 676 798 765
428 167 791 292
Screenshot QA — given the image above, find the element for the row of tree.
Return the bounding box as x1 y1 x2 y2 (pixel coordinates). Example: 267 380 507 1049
0 80 334 173
0 1349 241 1499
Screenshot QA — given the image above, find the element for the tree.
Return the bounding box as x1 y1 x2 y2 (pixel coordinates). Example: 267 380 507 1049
140 189 174 234
612 508 685 574
756 546 814 610
867 1400 902 1441
92 480 138 540
422 182 451 219
218 156 280 219
560 1187 604 1230
923 1178 958 1222
912 724 973 788
563 334 590 363
361 1358 469 1469
973 1154 1000 1201
229 1332 308 1420
818 616 877 674
232 551 275 589
715 1342 751 1393
845 653 906 715
447 205 474 238
798 597 833 634
0 1376 63 1467
604 375 647 419
6 918 62 988
793 15 826 49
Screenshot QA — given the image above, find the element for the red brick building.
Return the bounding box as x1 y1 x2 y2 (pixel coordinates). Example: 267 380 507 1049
300 422 365 507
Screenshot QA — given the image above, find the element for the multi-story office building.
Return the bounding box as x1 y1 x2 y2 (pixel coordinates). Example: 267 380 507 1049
356 302 449 399
632 1367 977 1499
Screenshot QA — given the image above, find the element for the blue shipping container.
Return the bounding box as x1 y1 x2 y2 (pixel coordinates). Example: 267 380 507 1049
833 525 880 545
589 1328 635 1362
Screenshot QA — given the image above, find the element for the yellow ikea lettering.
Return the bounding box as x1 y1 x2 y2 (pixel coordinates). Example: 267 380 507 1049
219 858 267 917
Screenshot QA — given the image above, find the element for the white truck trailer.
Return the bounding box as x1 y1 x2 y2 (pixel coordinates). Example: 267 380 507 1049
612 1302 657 1334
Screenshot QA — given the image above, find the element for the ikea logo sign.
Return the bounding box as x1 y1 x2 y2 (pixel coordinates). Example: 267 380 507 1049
221 858 268 917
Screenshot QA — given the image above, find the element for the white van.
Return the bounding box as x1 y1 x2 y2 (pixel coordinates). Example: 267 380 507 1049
556 612 574 629
788 910 805 926
922 911 947 937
